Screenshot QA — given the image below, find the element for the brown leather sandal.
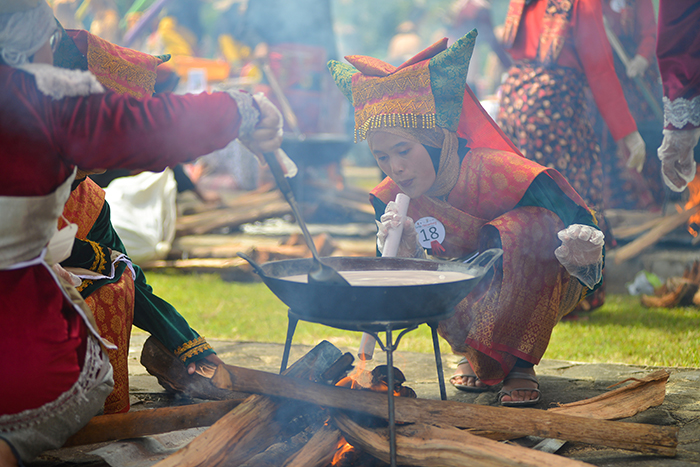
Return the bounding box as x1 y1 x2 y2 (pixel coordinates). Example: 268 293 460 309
498 370 541 407
449 357 488 392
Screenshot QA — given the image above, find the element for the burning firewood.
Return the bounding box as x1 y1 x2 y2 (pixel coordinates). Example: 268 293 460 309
332 412 592 467
208 361 678 456
641 260 700 307
336 364 417 398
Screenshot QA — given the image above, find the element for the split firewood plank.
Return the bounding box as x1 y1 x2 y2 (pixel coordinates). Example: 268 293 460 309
138 257 257 281
612 216 665 239
177 202 292 236
63 399 244 447
550 369 670 418
153 341 343 467
333 412 592 467
212 364 678 456
471 369 671 440
282 424 344 467
613 205 700 264
176 191 282 229
238 420 328 467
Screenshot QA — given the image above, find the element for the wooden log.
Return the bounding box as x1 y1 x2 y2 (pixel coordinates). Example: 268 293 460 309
549 369 669 419
612 216 664 239
176 201 292 236
213 364 678 456
282 424 344 467
153 341 343 467
471 369 671 440
176 190 282 229
238 420 327 467
334 412 593 467
63 399 244 447
613 205 700 264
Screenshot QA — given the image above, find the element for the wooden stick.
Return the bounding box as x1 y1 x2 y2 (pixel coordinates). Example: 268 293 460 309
612 216 665 239
613 205 700 264
334 412 593 467
283 424 343 467
213 364 678 456
153 341 344 467
63 399 244 447
470 369 671 441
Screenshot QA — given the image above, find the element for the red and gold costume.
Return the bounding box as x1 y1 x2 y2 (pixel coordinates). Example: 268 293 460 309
330 33 601 384
498 0 637 212
0 45 251 421
54 30 218 414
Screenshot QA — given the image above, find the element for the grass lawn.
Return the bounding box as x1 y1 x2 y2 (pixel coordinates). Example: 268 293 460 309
144 271 700 368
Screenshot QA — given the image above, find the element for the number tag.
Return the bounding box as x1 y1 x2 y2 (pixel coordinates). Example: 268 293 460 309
414 217 446 249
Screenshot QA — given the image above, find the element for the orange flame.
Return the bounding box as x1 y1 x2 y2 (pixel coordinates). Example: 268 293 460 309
330 438 355 465
685 167 700 237
335 359 372 390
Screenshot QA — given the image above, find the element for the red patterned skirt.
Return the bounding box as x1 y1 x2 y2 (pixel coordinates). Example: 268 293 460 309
497 62 604 212
437 207 583 385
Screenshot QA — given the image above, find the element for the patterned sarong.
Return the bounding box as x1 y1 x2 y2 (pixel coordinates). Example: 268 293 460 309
497 62 604 212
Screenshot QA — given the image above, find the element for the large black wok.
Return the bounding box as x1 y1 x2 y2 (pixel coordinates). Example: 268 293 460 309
239 248 502 332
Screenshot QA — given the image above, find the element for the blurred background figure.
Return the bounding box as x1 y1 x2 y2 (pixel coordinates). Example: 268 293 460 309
656 0 700 194
594 0 665 212
387 20 422 65
496 0 645 312
445 0 511 100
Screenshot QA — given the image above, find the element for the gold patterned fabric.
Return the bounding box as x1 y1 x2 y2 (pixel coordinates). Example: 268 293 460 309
60 178 135 414
83 31 162 98
329 32 477 141
85 268 134 414
503 0 574 66
371 147 589 384
174 336 213 364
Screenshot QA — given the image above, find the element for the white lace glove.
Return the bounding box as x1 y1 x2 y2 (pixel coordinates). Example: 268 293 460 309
626 54 649 78
376 201 422 258
657 128 700 192
239 92 284 160
618 131 646 173
554 224 604 289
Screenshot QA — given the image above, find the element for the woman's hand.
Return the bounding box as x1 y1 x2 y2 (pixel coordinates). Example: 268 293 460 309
239 93 284 160
658 128 700 192
618 131 646 173
376 201 421 258
187 353 225 377
554 224 604 289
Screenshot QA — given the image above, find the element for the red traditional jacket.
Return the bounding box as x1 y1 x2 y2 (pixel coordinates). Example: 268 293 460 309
0 63 246 414
371 147 589 260
503 0 637 141
656 0 700 130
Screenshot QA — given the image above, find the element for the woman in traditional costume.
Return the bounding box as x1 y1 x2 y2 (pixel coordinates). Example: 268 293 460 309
496 0 646 311
328 31 604 406
0 1 282 464
53 28 228 415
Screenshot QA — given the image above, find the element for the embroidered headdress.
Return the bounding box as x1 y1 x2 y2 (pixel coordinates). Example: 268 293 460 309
328 30 477 142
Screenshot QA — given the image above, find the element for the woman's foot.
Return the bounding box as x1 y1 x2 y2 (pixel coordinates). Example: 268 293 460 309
450 357 488 392
498 366 541 407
